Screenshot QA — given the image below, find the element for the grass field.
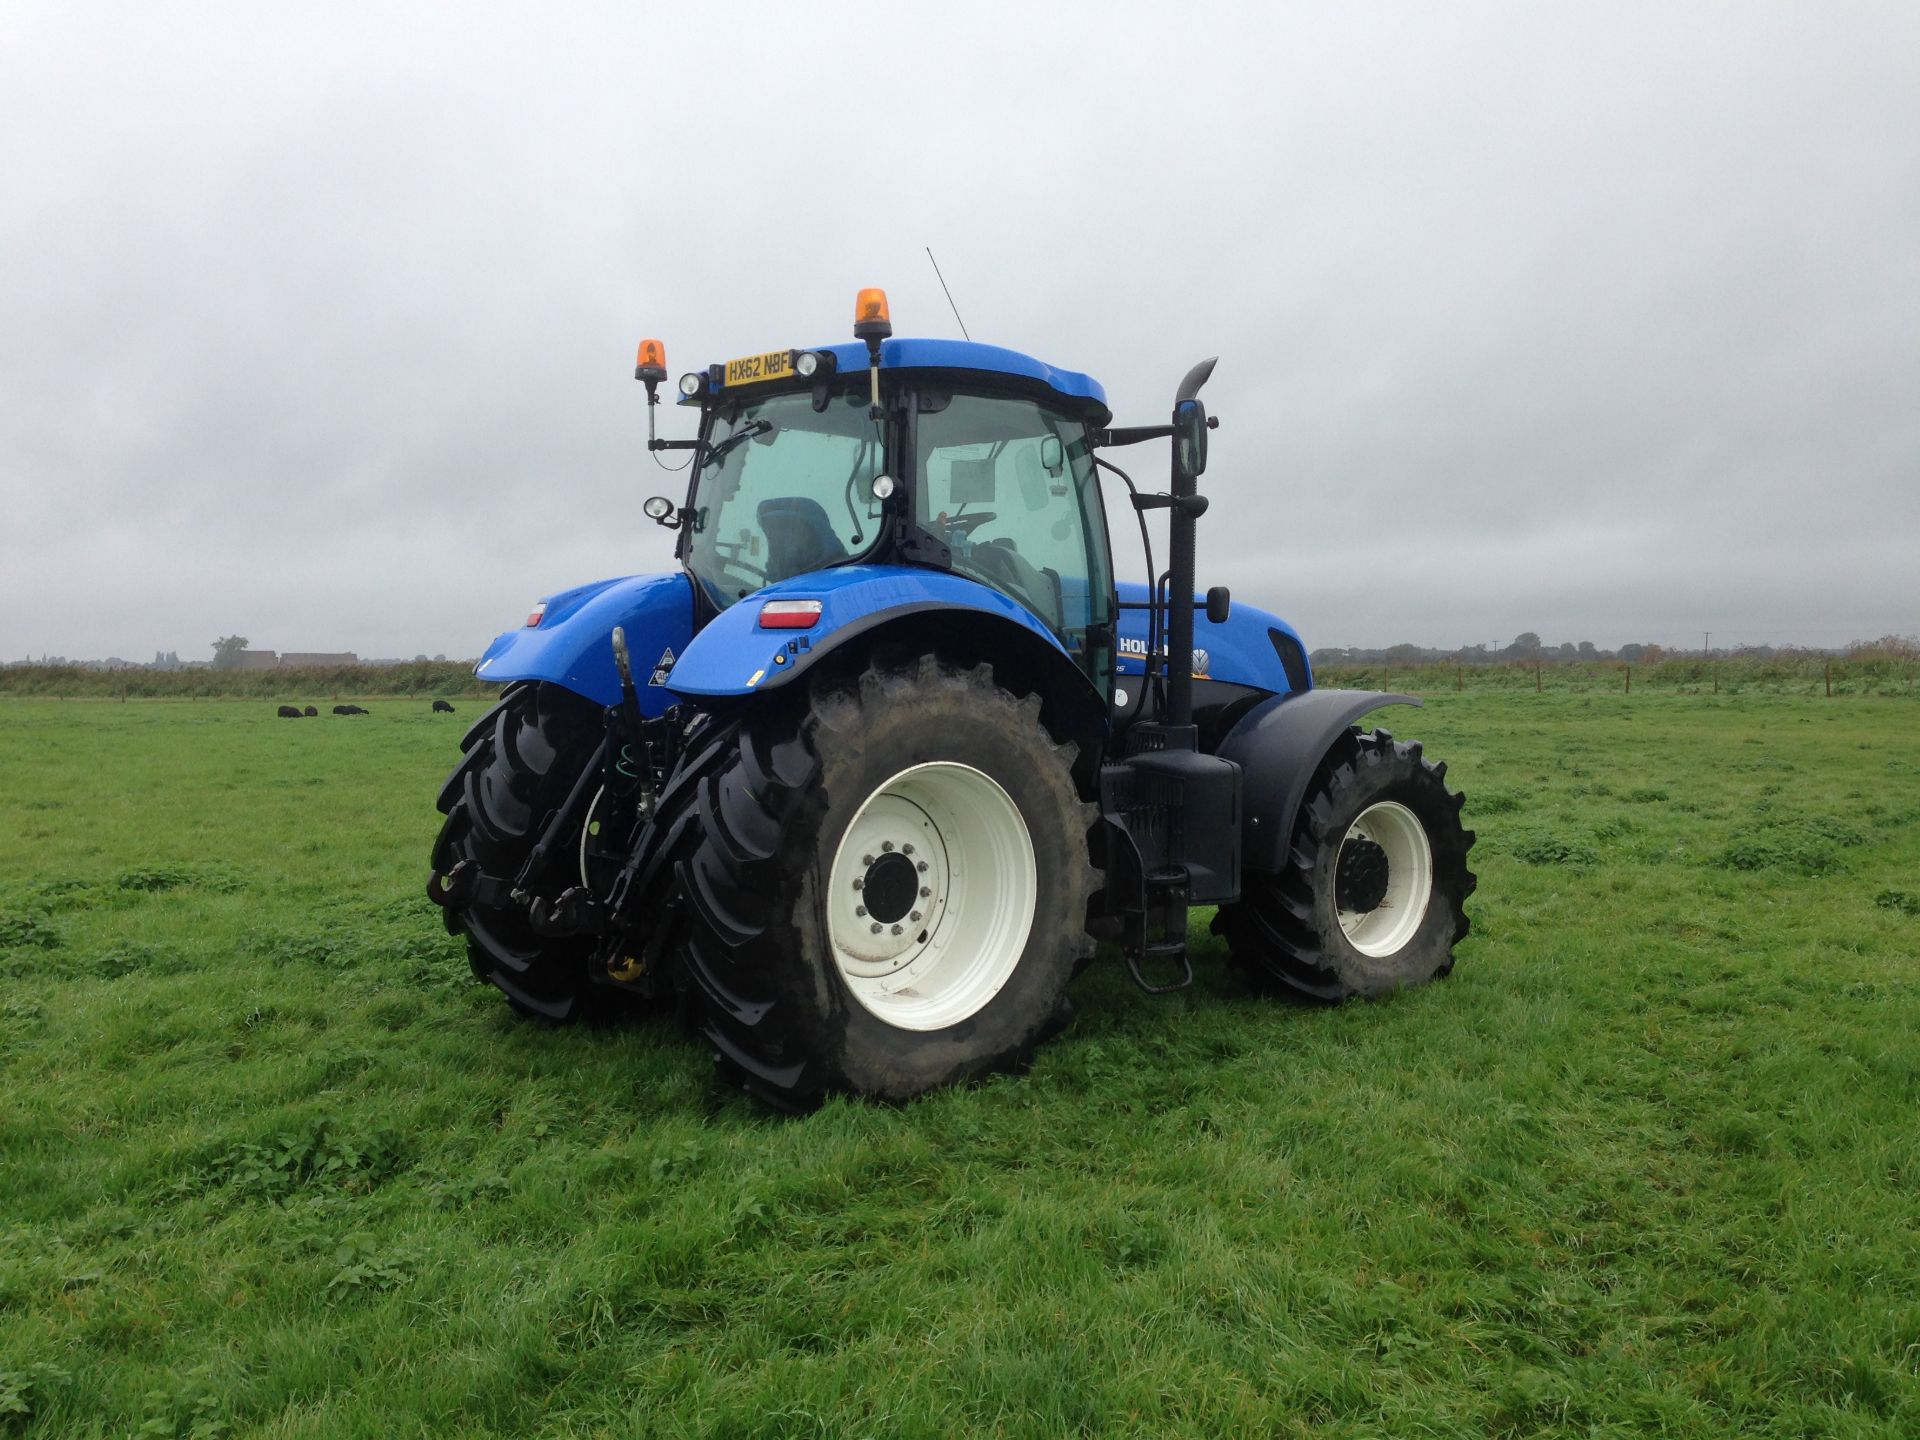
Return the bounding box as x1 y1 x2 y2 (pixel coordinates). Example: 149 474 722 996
1 693 1916 1438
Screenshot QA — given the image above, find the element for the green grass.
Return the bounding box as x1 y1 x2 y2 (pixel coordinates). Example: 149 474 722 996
1 693 1916 1438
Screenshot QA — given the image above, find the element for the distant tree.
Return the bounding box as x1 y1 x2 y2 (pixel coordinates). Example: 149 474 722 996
1576 640 1598 660
211 635 250 669
1555 642 1576 660
1506 631 1542 658
1846 634 1919 660
434 653 446 662
1642 643 1665 663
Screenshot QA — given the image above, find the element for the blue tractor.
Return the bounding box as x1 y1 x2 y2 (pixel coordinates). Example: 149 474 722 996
429 290 1475 1108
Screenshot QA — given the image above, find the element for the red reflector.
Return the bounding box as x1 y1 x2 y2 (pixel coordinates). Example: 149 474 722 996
758 600 823 629
525 602 546 628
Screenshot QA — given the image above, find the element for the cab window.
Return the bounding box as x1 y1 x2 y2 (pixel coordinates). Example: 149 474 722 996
916 394 1112 676
685 390 885 611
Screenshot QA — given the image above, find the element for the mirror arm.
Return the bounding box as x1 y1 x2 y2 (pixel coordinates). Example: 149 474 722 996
647 439 700 452
1096 424 1175 447
1131 492 1209 517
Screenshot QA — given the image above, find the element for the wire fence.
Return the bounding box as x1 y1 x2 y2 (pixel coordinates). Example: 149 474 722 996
0 661 491 701
3 656 1916 701
1315 656 1920 698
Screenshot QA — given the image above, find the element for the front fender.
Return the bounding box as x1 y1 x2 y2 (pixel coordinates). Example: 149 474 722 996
474 572 693 711
1217 689 1423 874
665 564 1089 704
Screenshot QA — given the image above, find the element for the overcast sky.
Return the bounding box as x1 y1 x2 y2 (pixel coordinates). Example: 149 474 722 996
3 1 1915 661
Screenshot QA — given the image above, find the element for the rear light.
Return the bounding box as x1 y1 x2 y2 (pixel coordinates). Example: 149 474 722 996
758 600 823 629
525 602 546 628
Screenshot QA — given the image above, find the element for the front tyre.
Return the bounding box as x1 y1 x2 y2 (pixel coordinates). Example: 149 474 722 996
681 657 1096 1109
1214 728 1475 1001
429 681 617 1022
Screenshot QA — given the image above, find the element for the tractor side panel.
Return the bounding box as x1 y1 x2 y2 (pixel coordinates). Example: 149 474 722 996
1113 582 1311 696
473 572 694 711
664 564 1085 699
1217 689 1424 874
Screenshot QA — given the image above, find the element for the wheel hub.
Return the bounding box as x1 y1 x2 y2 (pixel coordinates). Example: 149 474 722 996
826 761 1037 1032
1333 800 1436 959
1336 836 1390 913
862 851 919 924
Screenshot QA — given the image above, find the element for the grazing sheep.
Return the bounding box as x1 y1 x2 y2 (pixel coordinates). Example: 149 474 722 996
332 704 368 716
276 704 303 718
432 699 455 713
303 706 318 717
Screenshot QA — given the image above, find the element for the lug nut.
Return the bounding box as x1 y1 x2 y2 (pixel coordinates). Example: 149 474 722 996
881 840 894 852
919 886 930 898
870 922 882 934
862 855 874 866
902 844 915 856
916 861 928 873
852 878 864 891
856 906 867 917
891 924 903 935
909 910 921 922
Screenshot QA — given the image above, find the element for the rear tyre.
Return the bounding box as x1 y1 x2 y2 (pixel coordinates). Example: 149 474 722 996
430 681 621 1022
1213 728 1475 1002
680 656 1097 1109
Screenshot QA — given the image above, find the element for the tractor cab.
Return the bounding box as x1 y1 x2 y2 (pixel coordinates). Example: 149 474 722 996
637 293 1116 693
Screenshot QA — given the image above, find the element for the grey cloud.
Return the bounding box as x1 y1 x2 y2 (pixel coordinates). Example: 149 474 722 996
2 2 1914 661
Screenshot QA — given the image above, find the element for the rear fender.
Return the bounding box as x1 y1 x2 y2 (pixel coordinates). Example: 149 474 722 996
1217 689 1423 874
472 572 694 711
665 564 1106 736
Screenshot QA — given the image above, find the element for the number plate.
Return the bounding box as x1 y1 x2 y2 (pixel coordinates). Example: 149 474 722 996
723 350 794 387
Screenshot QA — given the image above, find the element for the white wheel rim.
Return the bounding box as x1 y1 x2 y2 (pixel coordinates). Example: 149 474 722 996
1336 800 1433 958
826 761 1036 1032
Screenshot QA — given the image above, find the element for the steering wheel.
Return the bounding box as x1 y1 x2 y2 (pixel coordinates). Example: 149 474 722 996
940 510 998 538
712 540 767 586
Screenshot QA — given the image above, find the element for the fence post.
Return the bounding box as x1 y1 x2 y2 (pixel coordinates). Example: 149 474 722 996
1456 666 1463 693
1535 662 1542 693
1825 661 1832 698
1624 665 1631 695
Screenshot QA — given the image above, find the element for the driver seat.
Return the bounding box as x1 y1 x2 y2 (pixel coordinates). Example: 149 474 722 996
757 497 847 583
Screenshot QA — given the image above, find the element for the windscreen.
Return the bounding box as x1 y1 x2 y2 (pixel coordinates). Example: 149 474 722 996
685 389 885 611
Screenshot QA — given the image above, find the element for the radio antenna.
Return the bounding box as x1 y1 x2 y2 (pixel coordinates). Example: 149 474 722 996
925 246 970 340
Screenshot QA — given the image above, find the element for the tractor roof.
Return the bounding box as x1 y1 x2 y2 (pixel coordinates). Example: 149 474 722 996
816 337 1109 421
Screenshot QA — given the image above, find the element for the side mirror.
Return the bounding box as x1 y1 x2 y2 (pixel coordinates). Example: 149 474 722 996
1171 356 1218 487
1173 399 1208 483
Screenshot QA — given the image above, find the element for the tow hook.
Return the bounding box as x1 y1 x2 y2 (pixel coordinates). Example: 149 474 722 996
426 860 475 909
528 886 604 937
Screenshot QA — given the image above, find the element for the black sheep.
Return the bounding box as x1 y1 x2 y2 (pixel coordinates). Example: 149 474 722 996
432 699 455 713
303 706 318 717
332 704 368 716
277 704 302 718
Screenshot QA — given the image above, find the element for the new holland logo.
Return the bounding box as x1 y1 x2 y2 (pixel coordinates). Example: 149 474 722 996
1116 637 1211 678
648 647 675 686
